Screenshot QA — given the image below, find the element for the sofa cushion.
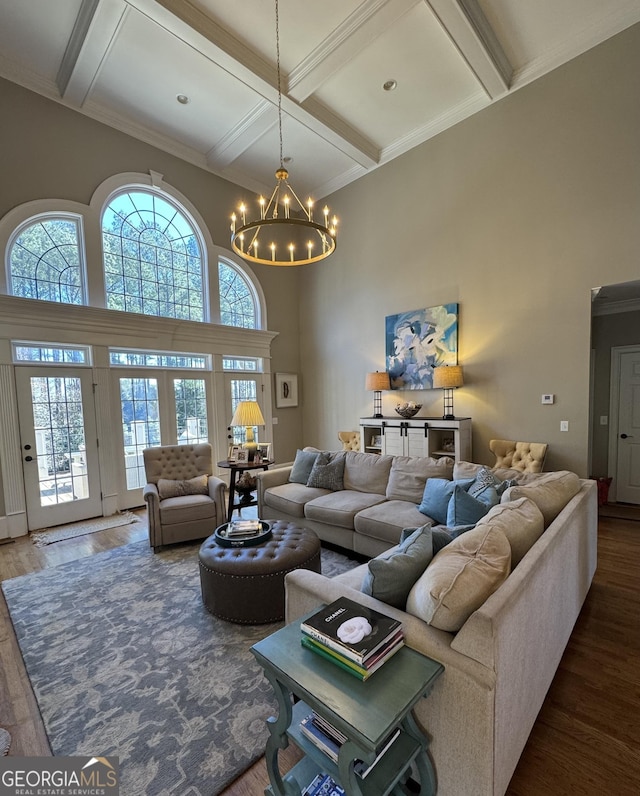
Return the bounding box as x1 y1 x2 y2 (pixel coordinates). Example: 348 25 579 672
446 485 497 528
159 493 217 524
418 478 474 525
406 524 511 632
501 470 581 527
263 482 330 518
304 491 387 530
354 500 431 546
361 525 436 608
476 497 544 566
386 455 453 503
289 449 320 484
307 452 345 490
343 450 393 495
157 475 209 499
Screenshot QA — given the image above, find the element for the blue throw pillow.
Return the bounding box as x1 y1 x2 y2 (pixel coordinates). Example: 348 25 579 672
418 478 473 525
361 525 435 608
446 485 497 528
289 449 319 484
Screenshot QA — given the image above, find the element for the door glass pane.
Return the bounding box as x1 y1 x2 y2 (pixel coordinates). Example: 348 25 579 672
175 378 208 443
230 379 258 445
30 376 88 505
120 377 160 490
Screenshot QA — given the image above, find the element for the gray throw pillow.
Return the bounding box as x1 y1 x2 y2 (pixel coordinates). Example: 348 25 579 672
306 452 345 490
289 449 319 484
361 525 436 608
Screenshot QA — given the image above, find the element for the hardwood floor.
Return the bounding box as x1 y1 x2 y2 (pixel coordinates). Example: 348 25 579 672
1 513 638 794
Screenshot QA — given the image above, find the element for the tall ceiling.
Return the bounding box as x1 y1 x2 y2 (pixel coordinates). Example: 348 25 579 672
1 0 639 201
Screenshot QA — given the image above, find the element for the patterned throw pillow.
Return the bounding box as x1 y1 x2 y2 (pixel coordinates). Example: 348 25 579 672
468 466 517 499
306 452 345 491
157 474 209 499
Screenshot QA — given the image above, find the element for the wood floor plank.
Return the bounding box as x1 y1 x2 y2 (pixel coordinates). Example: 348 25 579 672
0 510 638 795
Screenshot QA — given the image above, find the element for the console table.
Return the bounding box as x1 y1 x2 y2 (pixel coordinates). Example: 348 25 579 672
252 618 444 795
359 417 472 462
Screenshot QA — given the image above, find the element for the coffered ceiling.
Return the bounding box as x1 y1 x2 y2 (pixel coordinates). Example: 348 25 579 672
1 0 639 200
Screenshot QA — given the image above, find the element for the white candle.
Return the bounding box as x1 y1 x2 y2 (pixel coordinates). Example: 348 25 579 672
231 213 236 233
271 243 276 261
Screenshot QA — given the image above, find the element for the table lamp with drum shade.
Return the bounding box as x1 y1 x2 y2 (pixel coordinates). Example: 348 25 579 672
433 366 464 420
230 401 265 461
365 371 391 418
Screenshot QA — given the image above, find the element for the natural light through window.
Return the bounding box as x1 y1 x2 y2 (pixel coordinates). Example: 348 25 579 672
102 191 204 321
219 262 256 328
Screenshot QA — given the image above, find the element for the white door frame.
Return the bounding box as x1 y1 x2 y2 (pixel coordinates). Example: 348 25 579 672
607 344 640 503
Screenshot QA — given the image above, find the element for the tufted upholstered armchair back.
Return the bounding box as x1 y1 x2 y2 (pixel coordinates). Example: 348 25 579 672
338 431 361 451
143 443 213 483
142 443 225 551
489 439 548 473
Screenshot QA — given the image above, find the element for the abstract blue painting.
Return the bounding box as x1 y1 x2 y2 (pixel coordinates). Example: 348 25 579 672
385 304 458 390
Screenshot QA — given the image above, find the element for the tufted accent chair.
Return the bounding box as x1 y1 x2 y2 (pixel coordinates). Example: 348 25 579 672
489 439 548 474
338 431 361 451
142 443 226 552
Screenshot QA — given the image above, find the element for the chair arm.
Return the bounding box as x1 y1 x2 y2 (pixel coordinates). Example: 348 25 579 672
143 483 161 548
207 475 227 522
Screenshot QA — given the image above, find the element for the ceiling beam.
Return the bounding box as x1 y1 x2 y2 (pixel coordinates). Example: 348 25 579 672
57 0 129 106
427 0 513 98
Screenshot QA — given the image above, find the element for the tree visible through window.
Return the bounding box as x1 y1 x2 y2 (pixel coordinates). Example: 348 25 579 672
102 191 204 321
219 262 256 328
8 217 84 304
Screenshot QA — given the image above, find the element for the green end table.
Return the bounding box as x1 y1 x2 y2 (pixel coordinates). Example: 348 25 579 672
251 615 444 796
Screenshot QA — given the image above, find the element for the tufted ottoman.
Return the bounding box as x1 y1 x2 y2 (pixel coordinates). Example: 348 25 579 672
198 521 321 624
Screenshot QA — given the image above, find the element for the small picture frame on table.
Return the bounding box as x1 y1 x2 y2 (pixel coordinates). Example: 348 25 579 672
235 448 249 464
228 444 240 462
257 442 271 461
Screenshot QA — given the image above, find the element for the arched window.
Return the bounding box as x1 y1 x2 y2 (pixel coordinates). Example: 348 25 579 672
8 215 85 304
102 190 204 321
219 260 257 329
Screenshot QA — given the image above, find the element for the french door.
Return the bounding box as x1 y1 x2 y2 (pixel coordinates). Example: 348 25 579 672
15 366 102 530
115 370 211 509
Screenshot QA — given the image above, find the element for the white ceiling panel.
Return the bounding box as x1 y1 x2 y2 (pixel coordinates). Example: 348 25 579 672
312 2 487 151
0 0 639 198
89 7 262 152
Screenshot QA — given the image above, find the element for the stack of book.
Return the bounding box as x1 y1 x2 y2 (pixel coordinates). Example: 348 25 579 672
226 519 261 538
300 711 401 781
300 596 404 680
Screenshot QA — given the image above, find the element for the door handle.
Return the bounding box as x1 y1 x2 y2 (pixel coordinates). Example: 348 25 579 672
620 433 633 439
24 455 33 462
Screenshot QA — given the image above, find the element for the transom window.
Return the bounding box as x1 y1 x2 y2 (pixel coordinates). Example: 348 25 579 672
219 261 256 328
102 190 204 321
8 215 84 304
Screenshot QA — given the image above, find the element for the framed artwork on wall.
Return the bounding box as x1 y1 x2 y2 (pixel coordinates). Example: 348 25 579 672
385 303 458 390
275 373 298 407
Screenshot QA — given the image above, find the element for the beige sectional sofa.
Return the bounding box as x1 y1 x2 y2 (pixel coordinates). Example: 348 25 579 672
256 449 455 557
262 451 598 796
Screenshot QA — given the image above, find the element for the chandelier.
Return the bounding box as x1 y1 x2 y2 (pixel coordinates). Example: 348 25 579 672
229 0 338 266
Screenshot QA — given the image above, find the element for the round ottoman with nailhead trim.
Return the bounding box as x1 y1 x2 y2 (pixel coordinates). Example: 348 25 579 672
198 520 321 624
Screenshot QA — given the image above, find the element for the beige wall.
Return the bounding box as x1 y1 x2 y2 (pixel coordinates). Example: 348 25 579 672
0 77 304 464
298 24 640 476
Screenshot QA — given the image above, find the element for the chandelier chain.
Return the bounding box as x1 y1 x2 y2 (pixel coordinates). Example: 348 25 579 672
275 0 283 170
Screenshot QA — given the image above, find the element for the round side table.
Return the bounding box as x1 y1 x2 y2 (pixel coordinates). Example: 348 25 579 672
217 459 271 522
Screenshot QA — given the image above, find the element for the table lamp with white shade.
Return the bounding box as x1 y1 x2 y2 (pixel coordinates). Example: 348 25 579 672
230 400 265 461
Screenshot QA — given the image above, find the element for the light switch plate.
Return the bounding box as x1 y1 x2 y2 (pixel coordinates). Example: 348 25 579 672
541 394 554 404
560 420 569 432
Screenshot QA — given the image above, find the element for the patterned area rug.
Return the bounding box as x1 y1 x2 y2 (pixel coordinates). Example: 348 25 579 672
2 540 359 795
30 511 140 546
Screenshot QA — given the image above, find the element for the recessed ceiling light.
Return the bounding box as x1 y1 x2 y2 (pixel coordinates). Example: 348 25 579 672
383 80 397 92
176 94 190 105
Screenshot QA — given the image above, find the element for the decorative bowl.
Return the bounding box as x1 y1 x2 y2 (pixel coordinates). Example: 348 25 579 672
395 404 422 419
